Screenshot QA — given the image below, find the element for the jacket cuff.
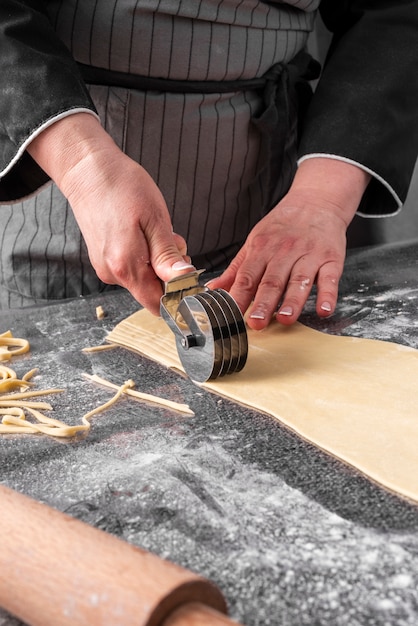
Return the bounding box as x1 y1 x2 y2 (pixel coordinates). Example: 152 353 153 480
0 108 99 204
298 153 403 218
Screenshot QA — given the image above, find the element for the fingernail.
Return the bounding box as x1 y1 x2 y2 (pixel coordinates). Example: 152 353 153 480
171 261 195 271
320 301 332 312
278 306 293 317
250 310 265 320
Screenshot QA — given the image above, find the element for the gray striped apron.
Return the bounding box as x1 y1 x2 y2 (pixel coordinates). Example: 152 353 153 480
0 0 318 309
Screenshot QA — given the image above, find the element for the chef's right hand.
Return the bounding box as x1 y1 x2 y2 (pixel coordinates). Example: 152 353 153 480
27 112 195 315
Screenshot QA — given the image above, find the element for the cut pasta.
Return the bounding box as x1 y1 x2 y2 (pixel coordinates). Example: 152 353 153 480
1 380 134 438
83 373 195 415
0 331 30 361
0 330 194 438
82 344 117 353
0 379 33 393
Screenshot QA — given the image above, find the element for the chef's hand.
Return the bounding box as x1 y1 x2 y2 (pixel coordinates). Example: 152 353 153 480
208 158 371 330
27 113 194 315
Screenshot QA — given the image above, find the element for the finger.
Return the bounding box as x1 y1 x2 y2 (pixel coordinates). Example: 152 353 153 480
128 231 193 315
204 249 247 293
245 267 291 330
101 258 163 317
275 258 343 326
274 270 315 326
107 237 164 316
127 266 164 316
315 262 342 318
227 258 270 319
209 247 268 316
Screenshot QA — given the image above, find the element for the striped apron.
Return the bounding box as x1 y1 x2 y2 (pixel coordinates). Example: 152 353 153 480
0 0 318 308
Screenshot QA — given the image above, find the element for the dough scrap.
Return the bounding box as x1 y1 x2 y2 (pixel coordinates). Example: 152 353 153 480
96 305 106 320
107 309 418 503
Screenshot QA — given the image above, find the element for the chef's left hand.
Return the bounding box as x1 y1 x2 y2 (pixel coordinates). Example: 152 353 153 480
208 158 371 330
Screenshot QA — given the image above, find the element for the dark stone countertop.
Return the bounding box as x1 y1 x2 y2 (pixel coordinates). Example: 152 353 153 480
1 240 418 626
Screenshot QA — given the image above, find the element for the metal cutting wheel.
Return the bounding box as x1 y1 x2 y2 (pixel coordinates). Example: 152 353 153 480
160 271 248 383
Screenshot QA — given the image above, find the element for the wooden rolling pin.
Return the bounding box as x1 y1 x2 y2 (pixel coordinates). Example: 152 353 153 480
0 484 242 626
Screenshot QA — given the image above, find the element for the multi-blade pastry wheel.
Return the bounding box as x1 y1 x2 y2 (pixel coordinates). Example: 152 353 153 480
160 270 248 382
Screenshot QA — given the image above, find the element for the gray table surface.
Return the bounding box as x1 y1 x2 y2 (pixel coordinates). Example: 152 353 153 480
1 240 418 626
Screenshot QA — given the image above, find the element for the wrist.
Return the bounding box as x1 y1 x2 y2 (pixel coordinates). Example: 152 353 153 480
26 112 120 196
291 157 371 226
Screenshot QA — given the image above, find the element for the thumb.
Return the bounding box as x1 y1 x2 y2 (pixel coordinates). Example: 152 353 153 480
151 231 195 282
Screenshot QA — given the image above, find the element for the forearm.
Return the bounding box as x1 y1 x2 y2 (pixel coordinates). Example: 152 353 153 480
300 0 418 213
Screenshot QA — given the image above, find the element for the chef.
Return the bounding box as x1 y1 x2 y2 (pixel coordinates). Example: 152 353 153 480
0 0 417 329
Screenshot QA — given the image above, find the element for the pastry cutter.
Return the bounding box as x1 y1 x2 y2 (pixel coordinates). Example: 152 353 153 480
160 270 248 383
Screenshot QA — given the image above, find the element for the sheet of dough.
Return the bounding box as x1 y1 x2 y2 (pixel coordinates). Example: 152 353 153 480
107 310 418 503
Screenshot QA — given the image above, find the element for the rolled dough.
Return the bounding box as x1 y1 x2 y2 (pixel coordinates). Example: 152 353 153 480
107 309 418 503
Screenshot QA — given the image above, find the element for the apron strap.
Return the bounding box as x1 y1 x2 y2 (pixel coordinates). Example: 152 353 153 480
77 50 320 96
251 50 321 204
78 50 321 206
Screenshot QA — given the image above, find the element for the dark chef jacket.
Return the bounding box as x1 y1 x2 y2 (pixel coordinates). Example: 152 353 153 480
1 0 417 211
0 0 417 306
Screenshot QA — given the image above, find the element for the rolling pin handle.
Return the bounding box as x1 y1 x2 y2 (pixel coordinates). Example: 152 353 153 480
163 602 242 626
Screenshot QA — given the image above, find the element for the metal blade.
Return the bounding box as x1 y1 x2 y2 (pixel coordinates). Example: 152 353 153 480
213 289 248 374
196 292 233 377
176 295 222 382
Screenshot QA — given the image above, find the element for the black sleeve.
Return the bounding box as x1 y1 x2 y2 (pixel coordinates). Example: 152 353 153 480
0 0 96 201
299 0 418 215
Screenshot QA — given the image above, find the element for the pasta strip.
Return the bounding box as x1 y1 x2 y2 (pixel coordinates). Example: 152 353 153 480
81 379 134 424
0 389 63 402
0 400 53 410
26 407 75 429
0 407 25 418
83 373 194 415
0 349 12 362
0 424 39 434
82 344 117 353
0 335 30 356
0 331 29 363
1 415 88 438
0 408 37 434
0 366 17 380
22 368 38 382
0 380 32 393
